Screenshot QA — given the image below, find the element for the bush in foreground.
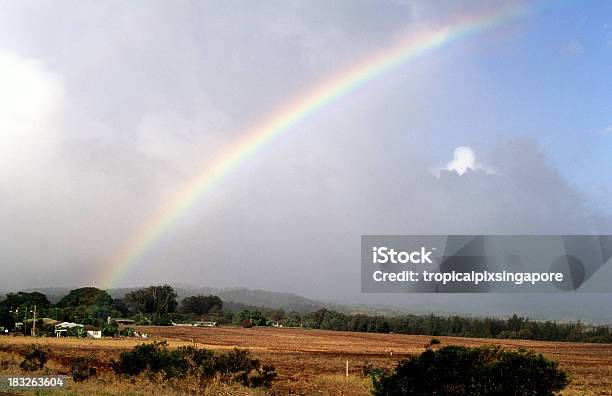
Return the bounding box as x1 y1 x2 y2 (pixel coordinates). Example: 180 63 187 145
372 345 569 396
362 361 384 381
112 341 276 388
70 356 97 382
20 346 48 371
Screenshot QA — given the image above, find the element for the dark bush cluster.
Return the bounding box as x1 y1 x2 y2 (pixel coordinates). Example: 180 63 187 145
112 341 276 388
102 321 118 337
424 338 442 349
120 327 135 337
372 345 569 396
212 348 276 388
20 346 48 371
362 361 385 381
70 356 97 382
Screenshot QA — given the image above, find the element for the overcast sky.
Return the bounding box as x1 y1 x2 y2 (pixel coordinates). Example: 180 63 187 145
1 1 611 319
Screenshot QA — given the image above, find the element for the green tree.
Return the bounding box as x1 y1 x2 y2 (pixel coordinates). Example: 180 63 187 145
0 309 15 330
124 285 178 315
56 287 112 308
320 310 347 331
181 295 223 315
235 310 267 326
1 291 50 310
102 320 119 337
303 308 328 328
56 287 115 325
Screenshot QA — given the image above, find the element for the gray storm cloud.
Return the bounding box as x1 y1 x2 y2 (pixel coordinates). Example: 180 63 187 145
0 1 610 320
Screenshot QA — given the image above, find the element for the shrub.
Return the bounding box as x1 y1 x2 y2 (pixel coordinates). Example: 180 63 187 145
373 345 569 396
178 346 216 378
102 321 118 337
362 361 384 382
121 327 135 337
113 341 172 376
20 346 48 371
112 342 276 388
248 364 277 388
71 356 97 382
213 348 256 375
75 327 87 338
213 348 276 388
424 338 442 349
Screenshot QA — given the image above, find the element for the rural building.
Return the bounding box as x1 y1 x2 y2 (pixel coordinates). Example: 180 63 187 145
86 330 102 339
194 321 217 327
42 318 60 326
54 322 83 337
110 318 135 325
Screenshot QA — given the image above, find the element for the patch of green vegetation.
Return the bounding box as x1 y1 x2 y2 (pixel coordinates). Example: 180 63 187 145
112 341 276 388
372 345 569 396
20 346 48 371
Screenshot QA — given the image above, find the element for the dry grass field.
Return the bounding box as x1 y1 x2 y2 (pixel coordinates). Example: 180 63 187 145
1 326 611 394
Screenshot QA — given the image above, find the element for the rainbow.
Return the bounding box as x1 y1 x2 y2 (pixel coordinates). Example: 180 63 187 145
100 3 529 288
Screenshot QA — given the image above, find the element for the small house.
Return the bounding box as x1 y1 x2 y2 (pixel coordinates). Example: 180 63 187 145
54 322 83 337
86 330 102 339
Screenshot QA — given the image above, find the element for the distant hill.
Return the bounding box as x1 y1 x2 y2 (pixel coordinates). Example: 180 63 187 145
109 285 326 313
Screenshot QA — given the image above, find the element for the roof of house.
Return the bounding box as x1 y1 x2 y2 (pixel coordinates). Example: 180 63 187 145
55 322 83 329
112 318 135 323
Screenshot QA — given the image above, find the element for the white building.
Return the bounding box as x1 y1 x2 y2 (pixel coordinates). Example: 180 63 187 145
86 330 102 339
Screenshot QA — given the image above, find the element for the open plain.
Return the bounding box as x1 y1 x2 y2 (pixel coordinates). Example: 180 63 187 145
1 326 611 394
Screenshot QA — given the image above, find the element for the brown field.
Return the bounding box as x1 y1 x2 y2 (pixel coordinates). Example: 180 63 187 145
1 326 612 395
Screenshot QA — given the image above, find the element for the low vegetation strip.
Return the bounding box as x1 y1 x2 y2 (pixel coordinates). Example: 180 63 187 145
112 341 276 388
1 327 612 395
2 285 611 343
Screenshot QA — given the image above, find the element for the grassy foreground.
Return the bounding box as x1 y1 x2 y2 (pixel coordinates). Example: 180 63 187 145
1 326 611 395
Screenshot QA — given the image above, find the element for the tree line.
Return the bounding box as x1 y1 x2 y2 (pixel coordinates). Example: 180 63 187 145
294 309 612 343
1 286 611 343
0 285 223 332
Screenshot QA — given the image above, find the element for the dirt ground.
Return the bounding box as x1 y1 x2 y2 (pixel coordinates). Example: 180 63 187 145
1 326 611 395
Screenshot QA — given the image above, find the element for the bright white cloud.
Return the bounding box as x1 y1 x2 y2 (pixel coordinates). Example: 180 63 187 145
0 51 62 120
442 146 494 176
0 50 63 180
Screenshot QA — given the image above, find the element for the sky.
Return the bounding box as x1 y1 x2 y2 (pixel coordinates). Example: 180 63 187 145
1 1 611 320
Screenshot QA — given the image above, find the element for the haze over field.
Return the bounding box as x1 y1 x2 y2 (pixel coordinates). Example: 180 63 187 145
1 1 611 321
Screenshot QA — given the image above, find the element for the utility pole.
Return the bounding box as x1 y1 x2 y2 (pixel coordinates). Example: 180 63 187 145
31 306 37 336
23 306 28 336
